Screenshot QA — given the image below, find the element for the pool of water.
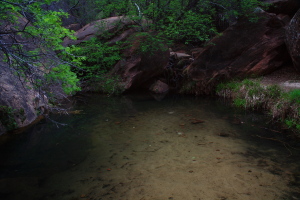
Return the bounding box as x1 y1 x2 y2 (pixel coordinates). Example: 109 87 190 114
1 93 300 200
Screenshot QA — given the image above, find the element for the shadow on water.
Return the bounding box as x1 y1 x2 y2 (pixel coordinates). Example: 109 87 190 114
0 92 300 200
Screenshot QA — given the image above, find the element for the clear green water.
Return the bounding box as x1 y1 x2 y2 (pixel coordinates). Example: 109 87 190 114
0 93 300 200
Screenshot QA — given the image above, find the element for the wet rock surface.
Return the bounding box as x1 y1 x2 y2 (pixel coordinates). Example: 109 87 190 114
149 80 169 94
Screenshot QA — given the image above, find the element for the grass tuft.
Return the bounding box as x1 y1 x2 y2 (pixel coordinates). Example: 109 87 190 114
216 79 300 132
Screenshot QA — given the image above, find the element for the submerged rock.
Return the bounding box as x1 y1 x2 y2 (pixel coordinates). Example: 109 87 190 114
149 80 169 94
218 132 230 137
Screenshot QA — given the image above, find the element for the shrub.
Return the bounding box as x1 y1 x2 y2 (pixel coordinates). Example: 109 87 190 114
233 98 246 107
216 79 300 133
264 85 282 99
0 106 18 131
71 37 122 83
87 75 125 95
286 89 300 104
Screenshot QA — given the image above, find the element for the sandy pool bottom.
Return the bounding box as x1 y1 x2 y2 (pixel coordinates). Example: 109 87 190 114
31 105 300 200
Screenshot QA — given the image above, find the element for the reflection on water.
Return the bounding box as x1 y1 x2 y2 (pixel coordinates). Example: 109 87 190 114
0 93 300 200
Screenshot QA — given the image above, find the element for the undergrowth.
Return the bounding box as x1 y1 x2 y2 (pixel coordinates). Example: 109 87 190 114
0 106 26 131
69 37 124 95
85 74 125 96
216 79 300 132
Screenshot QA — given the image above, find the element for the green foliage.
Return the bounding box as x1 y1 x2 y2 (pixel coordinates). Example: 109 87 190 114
163 10 217 44
67 37 125 95
241 79 260 87
240 0 269 21
63 0 267 44
247 85 263 97
233 98 246 107
216 81 240 92
78 73 124 95
285 119 294 128
71 37 121 82
131 32 169 54
216 79 300 132
47 64 80 95
286 89 300 104
265 85 281 96
217 79 280 108
285 119 300 131
0 0 80 95
0 106 18 131
0 105 28 131
99 75 125 95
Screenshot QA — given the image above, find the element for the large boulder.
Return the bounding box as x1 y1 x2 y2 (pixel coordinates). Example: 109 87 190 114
0 17 68 135
286 8 300 71
63 16 150 46
184 12 291 94
110 33 170 90
0 68 48 134
0 18 39 134
63 16 169 92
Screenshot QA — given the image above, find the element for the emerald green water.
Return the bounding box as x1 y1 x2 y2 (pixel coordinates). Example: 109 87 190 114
0 93 300 200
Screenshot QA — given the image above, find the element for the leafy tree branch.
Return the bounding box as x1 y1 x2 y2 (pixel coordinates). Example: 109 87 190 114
0 0 80 96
